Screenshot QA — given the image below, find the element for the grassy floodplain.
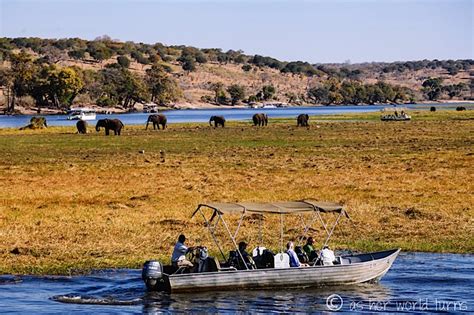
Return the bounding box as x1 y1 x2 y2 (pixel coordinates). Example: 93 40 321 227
0 109 473 275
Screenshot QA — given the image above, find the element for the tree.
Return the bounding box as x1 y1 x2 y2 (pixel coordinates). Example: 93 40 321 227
86 41 112 62
217 53 229 64
98 67 148 107
145 64 182 105
30 65 84 108
443 83 468 99
117 55 130 68
195 52 207 64
242 64 252 72
68 49 86 60
0 67 14 111
227 84 245 105
261 85 276 100
285 92 298 104
7 51 37 111
422 77 443 101
131 50 149 65
209 82 227 104
48 66 84 107
181 56 196 72
308 86 329 104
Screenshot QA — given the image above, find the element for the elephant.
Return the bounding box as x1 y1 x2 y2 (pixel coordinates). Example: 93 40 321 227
252 113 268 126
430 106 436 112
95 118 124 135
297 114 309 127
146 114 167 130
19 116 47 130
76 120 87 134
209 115 226 128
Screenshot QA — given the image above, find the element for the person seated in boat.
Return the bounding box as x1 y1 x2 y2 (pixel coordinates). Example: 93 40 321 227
171 234 195 269
320 245 337 266
303 237 318 262
237 241 255 269
295 245 309 263
287 241 309 267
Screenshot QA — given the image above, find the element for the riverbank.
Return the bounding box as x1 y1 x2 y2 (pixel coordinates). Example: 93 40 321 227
1 100 472 116
0 110 472 275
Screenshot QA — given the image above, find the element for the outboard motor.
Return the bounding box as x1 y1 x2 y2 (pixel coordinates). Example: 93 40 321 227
142 260 163 291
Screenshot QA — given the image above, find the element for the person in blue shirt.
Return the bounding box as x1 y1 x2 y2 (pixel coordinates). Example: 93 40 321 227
171 234 195 268
287 241 309 267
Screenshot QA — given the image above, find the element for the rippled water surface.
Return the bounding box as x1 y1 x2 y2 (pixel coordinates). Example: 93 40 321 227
0 103 464 128
0 252 472 313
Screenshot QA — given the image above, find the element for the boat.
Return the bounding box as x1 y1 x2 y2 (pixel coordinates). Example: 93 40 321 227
66 108 97 121
380 107 411 121
262 103 277 109
143 103 159 113
142 201 400 293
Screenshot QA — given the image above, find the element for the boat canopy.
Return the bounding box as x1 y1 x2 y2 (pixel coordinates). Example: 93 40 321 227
194 200 346 216
192 200 350 264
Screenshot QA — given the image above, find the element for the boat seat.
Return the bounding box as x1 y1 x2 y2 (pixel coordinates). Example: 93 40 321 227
274 253 290 269
338 257 351 265
214 257 237 272
252 246 266 257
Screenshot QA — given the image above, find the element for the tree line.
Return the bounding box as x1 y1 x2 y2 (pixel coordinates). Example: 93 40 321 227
0 51 181 112
0 51 469 112
0 37 471 112
1 37 471 79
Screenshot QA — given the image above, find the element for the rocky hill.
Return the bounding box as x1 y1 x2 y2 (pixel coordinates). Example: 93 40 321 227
0 37 472 112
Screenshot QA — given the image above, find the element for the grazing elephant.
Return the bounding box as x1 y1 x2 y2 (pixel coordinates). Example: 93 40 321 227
456 106 466 111
95 118 124 135
430 106 436 112
146 114 167 130
19 116 48 130
297 114 309 127
76 120 87 134
209 115 226 128
252 113 268 126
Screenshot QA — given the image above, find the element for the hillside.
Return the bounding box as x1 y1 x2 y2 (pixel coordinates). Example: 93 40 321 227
0 37 472 113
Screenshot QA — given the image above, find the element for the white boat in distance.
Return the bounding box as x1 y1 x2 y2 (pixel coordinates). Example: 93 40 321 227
142 200 400 293
66 108 97 121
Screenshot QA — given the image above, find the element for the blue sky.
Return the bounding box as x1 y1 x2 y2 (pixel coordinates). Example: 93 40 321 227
0 0 472 63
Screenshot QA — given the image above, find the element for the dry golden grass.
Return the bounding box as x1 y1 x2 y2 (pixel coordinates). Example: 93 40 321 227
0 110 473 274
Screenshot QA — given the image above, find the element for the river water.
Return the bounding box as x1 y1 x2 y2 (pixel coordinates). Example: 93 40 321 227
0 103 465 128
0 252 472 313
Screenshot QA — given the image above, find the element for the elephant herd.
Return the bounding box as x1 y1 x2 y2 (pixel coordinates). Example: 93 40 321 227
78 113 311 135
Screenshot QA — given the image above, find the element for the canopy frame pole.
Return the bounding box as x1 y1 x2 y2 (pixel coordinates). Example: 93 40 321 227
219 212 249 270
233 212 245 240
323 211 344 246
197 206 226 262
280 213 284 253
317 211 331 237
297 211 319 246
258 214 263 246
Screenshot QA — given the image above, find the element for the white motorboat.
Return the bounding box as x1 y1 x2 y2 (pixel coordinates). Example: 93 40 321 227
142 200 400 293
66 108 97 121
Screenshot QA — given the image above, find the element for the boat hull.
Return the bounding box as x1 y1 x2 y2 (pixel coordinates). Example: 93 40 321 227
380 116 411 121
162 249 400 293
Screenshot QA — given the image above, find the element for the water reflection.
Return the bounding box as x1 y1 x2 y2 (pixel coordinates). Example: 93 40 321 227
141 284 392 313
